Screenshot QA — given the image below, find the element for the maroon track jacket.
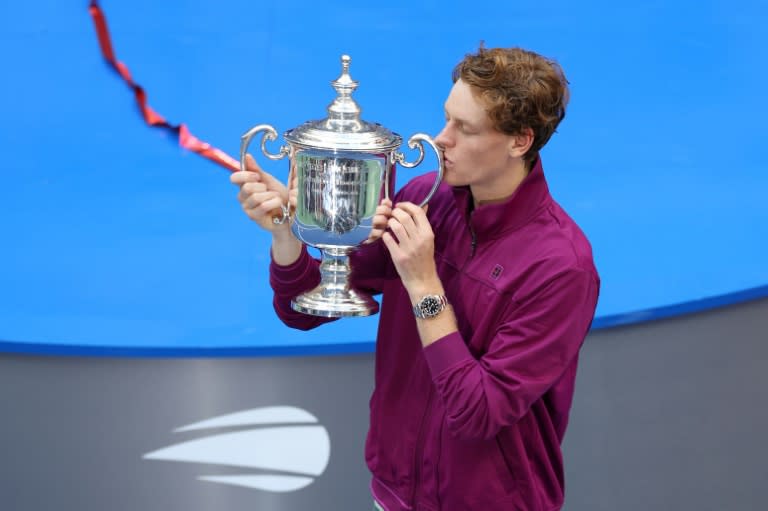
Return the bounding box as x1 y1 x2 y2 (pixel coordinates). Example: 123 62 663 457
270 159 600 510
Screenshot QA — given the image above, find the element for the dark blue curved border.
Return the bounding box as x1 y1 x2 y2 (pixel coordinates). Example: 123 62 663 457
2 284 767 358
590 283 768 329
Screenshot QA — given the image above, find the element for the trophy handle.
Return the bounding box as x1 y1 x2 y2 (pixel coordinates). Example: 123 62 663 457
394 133 444 207
239 124 292 224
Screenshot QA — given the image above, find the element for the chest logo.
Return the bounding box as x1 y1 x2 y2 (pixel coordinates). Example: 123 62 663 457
490 264 504 280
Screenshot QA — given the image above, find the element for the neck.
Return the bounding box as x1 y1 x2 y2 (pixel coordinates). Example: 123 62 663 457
471 159 530 209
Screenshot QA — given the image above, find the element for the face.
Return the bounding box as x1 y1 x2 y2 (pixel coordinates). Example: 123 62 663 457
434 79 529 202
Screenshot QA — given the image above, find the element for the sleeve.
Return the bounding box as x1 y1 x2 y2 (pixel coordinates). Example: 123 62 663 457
269 238 392 330
348 237 394 295
422 268 599 440
269 245 333 330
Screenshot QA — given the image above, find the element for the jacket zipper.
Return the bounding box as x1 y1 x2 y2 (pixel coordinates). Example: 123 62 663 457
410 388 434 507
469 212 477 257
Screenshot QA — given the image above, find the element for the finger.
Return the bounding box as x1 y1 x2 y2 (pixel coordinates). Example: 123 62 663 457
374 202 393 217
371 207 392 228
244 153 263 173
244 193 284 216
390 207 418 235
230 170 262 186
371 214 389 231
242 190 279 210
381 232 402 256
256 195 286 216
396 202 431 231
364 229 384 244
387 216 411 243
395 201 427 219
244 154 288 192
258 164 287 191
241 182 268 195
237 182 267 204
366 202 393 243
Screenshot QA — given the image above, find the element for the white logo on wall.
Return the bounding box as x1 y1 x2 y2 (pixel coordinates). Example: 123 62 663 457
143 406 330 493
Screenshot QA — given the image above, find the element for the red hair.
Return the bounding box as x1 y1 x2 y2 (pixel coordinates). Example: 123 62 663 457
453 46 570 165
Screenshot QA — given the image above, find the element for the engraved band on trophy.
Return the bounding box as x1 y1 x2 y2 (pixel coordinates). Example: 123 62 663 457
240 55 444 318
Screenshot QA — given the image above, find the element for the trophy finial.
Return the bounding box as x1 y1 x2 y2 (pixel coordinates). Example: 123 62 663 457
326 54 362 131
331 54 358 94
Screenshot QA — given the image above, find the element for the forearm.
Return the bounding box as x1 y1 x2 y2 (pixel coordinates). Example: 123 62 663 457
415 309 459 347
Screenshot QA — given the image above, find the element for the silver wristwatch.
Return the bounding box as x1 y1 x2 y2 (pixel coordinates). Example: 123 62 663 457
412 294 449 319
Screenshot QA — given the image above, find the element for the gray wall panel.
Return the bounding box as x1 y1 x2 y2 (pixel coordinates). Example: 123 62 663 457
0 355 375 510
2 298 766 510
564 298 768 510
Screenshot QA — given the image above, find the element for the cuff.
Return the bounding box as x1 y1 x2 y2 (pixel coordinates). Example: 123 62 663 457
269 245 318 296
422 331 474 379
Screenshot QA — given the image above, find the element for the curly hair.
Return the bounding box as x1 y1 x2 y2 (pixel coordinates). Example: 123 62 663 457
452 46 570 166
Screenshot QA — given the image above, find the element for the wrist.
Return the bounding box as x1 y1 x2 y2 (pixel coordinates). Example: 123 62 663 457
407 278 445 305
271 230 303 266
271 226 298 244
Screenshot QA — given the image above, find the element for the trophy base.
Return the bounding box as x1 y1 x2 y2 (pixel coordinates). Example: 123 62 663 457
291 286 379 318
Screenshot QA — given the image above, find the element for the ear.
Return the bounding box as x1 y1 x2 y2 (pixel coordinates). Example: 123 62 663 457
508 128 534 159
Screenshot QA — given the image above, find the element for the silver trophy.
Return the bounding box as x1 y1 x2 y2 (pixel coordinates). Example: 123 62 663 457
240 55 443 317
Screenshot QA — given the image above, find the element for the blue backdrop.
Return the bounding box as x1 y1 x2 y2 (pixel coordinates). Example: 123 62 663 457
1 0 766 354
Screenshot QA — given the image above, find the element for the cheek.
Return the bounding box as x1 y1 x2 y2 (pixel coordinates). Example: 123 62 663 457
456 141 484 164
452 138 471 158
469 140 506 165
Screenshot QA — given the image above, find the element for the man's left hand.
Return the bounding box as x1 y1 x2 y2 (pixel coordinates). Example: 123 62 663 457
381 202 443 299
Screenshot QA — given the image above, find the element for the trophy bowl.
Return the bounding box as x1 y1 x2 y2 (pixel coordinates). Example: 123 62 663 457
240 55 443 317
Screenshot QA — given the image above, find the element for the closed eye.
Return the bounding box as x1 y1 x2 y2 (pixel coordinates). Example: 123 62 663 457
445 112 478 135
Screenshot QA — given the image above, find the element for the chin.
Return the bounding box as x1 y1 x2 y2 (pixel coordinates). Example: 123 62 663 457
442 172 466 188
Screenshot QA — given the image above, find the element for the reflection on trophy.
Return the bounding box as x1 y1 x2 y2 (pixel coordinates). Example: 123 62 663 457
301 156 367 235
240 55 444 317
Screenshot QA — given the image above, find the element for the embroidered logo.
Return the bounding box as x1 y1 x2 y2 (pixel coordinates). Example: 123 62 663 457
490 264 504 280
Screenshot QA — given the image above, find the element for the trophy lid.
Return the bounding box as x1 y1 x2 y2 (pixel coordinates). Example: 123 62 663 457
284 55 403 151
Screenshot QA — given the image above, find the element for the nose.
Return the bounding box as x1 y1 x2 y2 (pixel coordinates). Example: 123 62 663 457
434 123 453 149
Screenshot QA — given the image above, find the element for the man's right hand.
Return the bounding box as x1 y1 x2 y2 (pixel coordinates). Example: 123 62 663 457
231 154 303 265
230 154 293 233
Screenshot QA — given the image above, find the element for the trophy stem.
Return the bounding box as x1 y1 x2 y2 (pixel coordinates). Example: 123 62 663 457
291 248 379 317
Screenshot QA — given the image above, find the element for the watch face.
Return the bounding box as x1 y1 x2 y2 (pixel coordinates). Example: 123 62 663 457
419 296 443 317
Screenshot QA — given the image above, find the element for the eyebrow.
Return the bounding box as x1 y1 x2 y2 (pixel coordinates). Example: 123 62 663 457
444 109 480 130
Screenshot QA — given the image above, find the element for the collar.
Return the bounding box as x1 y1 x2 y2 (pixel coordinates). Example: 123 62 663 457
451 158 551 240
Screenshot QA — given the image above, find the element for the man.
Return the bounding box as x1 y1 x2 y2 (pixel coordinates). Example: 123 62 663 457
232 46 599 511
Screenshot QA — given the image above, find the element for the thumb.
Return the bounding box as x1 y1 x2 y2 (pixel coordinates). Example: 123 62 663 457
259 167 286 190
246 154 284 189
244 153 263 173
